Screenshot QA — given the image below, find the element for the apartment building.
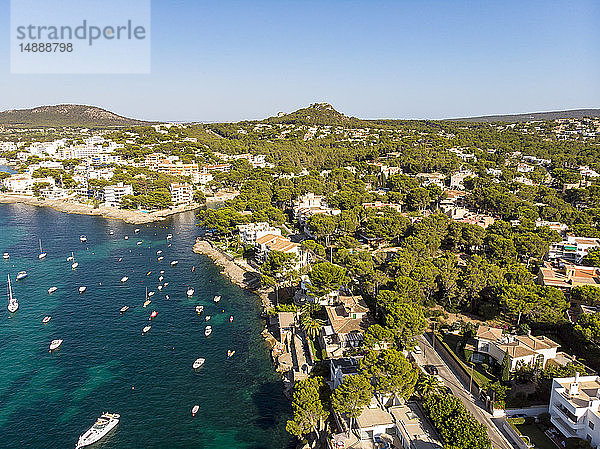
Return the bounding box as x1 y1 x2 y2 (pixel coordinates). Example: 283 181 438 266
169 183 193 206
102 183 133 208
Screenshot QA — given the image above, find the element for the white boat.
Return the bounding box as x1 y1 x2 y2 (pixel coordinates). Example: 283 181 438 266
170 260 178 266
156 250 162 255
149 310 157 320
75 412 120 449
109 230 114 235
42 316 51 324
66 254 74 261
120 306 129 313
157 256 164 261
79 286 87 294
195 305 204 315
192 357 205 369
191 405 199 417
137 241 142 245
16 271 28 281
157 285 163 291
213 295 221 303
80 235 87 242
163 282 169 287
7 274 18 313
227 350 235 359
204 326 212 337
48 286 58 294
134 228 140 234
142 325 151 334
143 288 150 307
120 276 129 283
186 288 194 297
49 339 63 351
71 252 78 269
3 253 9 259
160 270 165 274
148 291 155 297
204 315 211 321
158 276 163 282
38 239 47 259
166 234 173 240
124 236 129 240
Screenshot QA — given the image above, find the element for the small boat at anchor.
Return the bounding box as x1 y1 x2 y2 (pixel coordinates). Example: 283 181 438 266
134 228 140 234
42 316 51 324
229 315 234 323
157 285 163 291
120 276 128 283
148 291 155 297
3 253 9 259
191 405 199 417
192 357 205 369
157 256 164 261
158 276 163 282
205 315 211 321
170 260 178 267
156 250 162 255
79 286 86 294
124 236 129 240
227 350 235 359
120 306 129 313
142 325 151 334
16 271 28 281
75 412 120 449
48 286 58 294
149 310 157 320
79 235 87 242
186 288 194 297
195 305 204 315
166 234 173 240
137 241 142 245
213 295 221 303
204 326 212 337
49 339 63 351
163 282 169 287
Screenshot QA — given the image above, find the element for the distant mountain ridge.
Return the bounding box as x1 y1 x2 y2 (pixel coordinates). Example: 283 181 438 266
0 104 154 128
446 109 600 123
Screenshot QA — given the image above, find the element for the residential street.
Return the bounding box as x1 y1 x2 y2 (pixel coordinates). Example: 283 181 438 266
415 335 516 449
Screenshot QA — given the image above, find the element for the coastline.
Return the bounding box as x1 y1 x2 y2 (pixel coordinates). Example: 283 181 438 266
0 193 199 224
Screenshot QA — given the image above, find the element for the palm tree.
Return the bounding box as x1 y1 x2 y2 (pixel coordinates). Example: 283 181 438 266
417 374 442 398
301 315 325 340
300 301 322 319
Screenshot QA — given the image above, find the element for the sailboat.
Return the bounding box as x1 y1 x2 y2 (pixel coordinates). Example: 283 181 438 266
143 287 151 308
71 252 79 269
7 274 18 313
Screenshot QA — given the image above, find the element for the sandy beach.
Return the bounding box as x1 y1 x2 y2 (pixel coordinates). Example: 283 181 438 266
0 193 199 224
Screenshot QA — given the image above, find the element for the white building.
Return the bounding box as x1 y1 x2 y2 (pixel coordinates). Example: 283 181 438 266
293 193 341 226
102 183 133 208
237 222 281 245
549 373 600 448
169 183 193 206
2 173 55 194
548 236 600 264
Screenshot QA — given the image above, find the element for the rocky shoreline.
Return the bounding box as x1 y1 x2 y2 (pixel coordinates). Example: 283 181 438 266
0 193 199 224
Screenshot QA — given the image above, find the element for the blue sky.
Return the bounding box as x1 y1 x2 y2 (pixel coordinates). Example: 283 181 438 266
1 0 599 122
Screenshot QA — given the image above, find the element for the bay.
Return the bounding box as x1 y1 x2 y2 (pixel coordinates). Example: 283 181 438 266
0 203 291 449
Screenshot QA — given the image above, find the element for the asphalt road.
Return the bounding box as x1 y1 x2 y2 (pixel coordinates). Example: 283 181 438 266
415 334 516 449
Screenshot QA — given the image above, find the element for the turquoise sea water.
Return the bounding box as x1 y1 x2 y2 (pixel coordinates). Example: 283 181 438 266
0 204 291 449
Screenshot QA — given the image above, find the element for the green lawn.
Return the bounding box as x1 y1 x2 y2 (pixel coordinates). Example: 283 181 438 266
515 424 556 449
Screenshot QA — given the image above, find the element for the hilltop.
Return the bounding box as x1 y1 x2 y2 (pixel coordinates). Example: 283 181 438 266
0 104 154 128
447 108 600 123
265 103 366 127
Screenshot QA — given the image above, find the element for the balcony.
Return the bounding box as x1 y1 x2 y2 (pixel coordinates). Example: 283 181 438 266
551 405 584 430
551 414 579 438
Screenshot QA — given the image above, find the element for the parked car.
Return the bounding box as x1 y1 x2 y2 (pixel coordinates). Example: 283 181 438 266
425 364 439 375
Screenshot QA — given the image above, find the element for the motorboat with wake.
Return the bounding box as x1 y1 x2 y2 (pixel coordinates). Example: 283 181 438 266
75 412 120 449
7 274 18 313
120 306 129 313
191 405 199 417
142 325 151 334
49 339 63 351
192 357 205 369
16 271 28 281
38 239 47 259
48 286 58 294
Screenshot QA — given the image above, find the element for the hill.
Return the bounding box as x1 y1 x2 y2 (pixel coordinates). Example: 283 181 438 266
0 104 154 128
265 103 366 127
446 108 600 123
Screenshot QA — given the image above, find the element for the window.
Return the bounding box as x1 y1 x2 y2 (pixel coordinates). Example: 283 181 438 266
589 421 595 430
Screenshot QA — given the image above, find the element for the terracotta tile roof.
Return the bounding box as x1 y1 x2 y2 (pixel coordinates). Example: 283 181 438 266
476 325 504 341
